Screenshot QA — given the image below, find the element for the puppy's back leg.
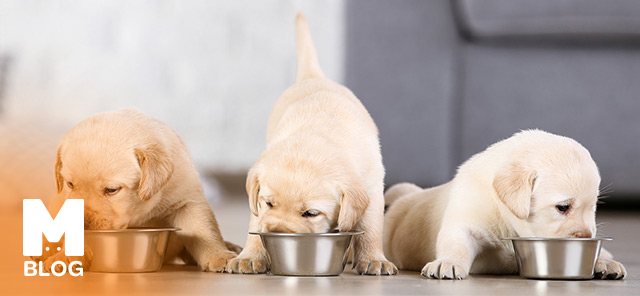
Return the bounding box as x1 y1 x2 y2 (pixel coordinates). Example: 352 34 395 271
384 183 422 208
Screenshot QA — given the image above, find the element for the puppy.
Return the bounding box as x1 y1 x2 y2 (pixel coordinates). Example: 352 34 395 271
226 13 397 275
43 109 239 272
384 130 626 280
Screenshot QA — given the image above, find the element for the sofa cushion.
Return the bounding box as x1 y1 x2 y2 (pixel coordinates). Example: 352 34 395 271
460 44 640 194
456 0 640 40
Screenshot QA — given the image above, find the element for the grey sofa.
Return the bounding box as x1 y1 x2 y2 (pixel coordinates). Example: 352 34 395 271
346 0 640 199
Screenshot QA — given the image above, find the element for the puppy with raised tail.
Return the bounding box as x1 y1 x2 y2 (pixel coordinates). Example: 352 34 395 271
226 13 397 275
42 109 239 272
384 130 626 280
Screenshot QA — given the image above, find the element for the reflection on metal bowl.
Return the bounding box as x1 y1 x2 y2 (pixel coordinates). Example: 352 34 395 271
251 231 363 276
85 228 179 273
506 237 612 280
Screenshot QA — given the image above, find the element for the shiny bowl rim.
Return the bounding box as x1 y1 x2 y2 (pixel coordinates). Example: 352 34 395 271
249 231 363 237
503 237 612 242
85 227 181 233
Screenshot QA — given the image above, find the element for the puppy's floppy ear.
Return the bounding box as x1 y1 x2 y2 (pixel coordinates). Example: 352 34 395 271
338 182 370 231
493 161 538 220
55 145 64 193
246 166 260 216
135 144 174 201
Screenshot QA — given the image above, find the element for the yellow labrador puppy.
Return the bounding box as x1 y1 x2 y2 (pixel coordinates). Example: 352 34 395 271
226 13 397 275
384 130 626 280
44 109 238 272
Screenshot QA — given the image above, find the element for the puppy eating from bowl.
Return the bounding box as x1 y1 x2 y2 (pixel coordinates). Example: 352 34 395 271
41 109 239 272
226 13 397 275
383 130 626 280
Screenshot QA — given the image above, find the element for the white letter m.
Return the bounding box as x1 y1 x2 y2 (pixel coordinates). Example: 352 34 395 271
23 199 84 256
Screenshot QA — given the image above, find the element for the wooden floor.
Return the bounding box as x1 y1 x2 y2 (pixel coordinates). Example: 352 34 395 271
2 205 638 296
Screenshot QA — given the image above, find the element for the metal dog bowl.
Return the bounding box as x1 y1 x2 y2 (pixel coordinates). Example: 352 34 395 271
507 237 612 280
85 227 179 272
250 231 363 276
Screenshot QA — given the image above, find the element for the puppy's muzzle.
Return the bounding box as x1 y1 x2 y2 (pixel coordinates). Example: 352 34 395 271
264 223 295 233
570 229 594 238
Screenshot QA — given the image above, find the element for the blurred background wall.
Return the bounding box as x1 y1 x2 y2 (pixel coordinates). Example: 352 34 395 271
0 0 344 210
347 0 640 208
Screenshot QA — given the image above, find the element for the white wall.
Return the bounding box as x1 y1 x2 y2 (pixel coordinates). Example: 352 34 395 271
0 0 345 172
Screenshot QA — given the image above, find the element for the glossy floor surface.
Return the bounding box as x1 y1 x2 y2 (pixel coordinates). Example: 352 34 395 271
3 203 639 296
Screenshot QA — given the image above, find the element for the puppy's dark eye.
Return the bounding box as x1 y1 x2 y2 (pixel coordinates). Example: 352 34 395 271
104 187 121 195
265 201 273 208
67 182 74 189
302 210 320 218
556 204 570 213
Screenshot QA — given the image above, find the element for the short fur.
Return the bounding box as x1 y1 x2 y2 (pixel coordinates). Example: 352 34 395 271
41 109 240 272
384 130 626 280
226 13 397 275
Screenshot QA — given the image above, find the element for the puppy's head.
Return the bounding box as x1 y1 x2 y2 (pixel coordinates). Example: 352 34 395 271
492 131 600 238
247 157 369 233
55 116 173 230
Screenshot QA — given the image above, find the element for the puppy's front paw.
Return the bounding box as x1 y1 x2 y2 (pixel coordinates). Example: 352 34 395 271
354 259 398 276
199 250 237 272
225 254 269 274
43 252 67 273
421 259 468 280
42 251 86 274
594 258 626 280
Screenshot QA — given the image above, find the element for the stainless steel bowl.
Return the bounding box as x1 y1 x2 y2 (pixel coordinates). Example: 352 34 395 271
85 227 179 272
250 231 363 276
507 237 612 280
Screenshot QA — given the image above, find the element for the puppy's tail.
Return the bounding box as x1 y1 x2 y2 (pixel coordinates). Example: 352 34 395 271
295 12 325 81
384 183 422 209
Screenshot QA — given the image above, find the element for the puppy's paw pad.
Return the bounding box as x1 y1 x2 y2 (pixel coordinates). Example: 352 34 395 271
200 251 237 272
421 260 467 280
225 256 268 274
595 258 626 280
354 259 398 276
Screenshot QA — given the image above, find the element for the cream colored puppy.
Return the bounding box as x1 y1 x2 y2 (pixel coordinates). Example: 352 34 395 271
226 13 397 275
44 109 238 272
384 130 626 280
